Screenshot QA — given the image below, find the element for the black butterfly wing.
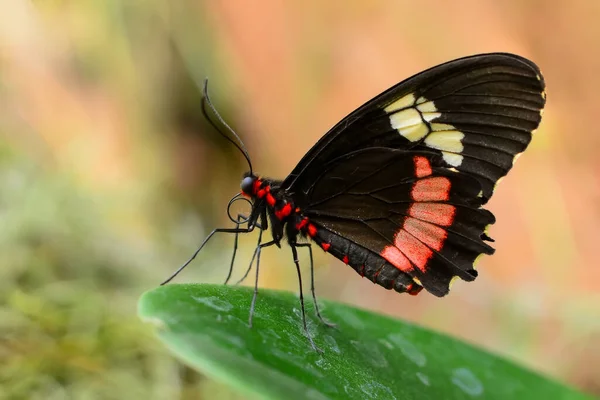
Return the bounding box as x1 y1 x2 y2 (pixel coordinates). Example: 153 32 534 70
283 53 546 203
300 148 495 296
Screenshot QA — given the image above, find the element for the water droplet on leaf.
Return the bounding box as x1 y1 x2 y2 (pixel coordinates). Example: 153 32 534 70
388 333 426 367
416 372 430 386
451 367 483 396
192 296 233 312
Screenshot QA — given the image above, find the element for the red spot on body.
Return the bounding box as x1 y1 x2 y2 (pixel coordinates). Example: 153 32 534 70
411 177 451 202
275 203 292 220
257 184 271 199
381 246 412 273
414 156 432 178
307 224 317 237
359 265 366 277
252 179 262 194
266 193 276 207
394 230 432 272
342 255 349 264
409 203 456 226
403 218 448 251
295 218 309 231
321 242 331 252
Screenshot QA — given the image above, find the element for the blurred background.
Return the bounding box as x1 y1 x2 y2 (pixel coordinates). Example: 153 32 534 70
1 0 599 398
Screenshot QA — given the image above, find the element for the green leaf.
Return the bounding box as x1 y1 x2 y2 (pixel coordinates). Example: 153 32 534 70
138 284 592 400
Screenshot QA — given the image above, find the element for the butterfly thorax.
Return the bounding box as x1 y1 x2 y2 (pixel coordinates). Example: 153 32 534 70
240 174 307 245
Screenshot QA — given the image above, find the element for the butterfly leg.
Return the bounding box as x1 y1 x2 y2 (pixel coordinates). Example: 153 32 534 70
248 239 277 328
224 214 263 285
160 225 256 285
234 226 264 285
291 245 323 353
295 243 336 328
223 214 246 284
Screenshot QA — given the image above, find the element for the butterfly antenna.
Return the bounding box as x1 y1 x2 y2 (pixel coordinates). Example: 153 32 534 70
201 79 253 175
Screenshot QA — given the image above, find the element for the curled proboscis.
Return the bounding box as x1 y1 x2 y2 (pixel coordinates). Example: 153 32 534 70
226 193 253 224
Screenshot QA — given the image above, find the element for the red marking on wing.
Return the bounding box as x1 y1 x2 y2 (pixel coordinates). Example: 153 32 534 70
408 285 423 296
266 193 276 207
403 217 448 251
381 246 412 273
275 203 292 220
307 224 317 237
414 156 432 178
411 177 451 202
409 203 456 226
372 269 381 282
321 242 331 251
342 255 349 264
393 230 432 272
382 209 451 276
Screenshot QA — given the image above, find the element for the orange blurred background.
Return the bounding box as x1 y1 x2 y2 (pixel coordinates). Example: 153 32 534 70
1 0 598 397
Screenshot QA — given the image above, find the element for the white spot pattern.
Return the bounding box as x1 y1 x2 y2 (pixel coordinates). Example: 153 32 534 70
384 93 465 166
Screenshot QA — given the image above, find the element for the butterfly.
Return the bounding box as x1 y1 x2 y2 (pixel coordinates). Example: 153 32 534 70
162 53 546 350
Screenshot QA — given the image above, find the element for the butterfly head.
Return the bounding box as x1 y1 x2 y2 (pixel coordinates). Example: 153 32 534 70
240 174 256 197
240 173 264 198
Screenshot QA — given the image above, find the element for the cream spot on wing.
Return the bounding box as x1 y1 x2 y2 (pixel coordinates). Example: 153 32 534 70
384 93 416 112
421 111 442 121
442 151 463 167
416 100 437 113
415 96 429 105
389 108 423 128
385 95 465 167
425 131 465 153
388 108 429 141
430 122 456 132
385 94 440 143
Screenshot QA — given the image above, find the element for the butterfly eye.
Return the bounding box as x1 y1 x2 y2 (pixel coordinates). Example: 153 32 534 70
240 176 255 195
